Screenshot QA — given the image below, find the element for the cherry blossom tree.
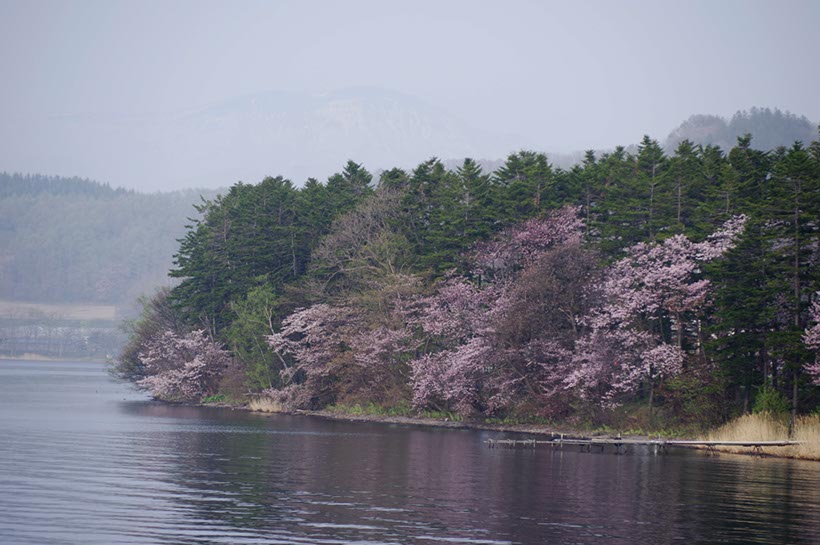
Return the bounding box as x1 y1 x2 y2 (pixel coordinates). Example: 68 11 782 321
265 304 361 408
570 216 747 409
265 280 418 409
410 206 593 417
409 274 496 343
137 329 232 401
348 324 414 401
410 337 494 414
803 296 820 386
473 205 584 282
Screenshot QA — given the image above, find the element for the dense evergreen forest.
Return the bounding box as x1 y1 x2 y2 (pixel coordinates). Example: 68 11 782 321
115 127 820 430
0 173 216 306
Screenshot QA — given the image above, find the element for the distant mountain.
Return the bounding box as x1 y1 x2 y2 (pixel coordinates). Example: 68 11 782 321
665 107 816 151
154 88 521 187
5 91 815 192
2 88 519 191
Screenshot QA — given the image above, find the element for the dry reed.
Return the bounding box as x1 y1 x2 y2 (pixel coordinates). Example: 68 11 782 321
704 412 819 460
789 416 820 460
248 396 286 413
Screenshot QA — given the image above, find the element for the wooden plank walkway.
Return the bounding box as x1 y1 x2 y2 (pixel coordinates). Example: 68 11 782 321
485 437 804 455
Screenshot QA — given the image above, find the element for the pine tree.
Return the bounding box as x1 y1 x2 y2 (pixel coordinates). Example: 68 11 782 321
492 151 554 222
594 146 642 255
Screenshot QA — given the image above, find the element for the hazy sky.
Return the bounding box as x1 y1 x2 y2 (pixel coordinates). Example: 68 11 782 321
1 0 819 190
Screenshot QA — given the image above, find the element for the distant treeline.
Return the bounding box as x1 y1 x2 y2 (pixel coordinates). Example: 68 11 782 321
667 107 816 153
0 172 217 306
115 129 820 429
0 173 132 198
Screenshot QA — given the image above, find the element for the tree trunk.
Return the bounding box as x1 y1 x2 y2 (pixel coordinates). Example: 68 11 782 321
648 168 655 239
790 370 798 437
676 178 682 225
675 311 683 349
291 230 298 277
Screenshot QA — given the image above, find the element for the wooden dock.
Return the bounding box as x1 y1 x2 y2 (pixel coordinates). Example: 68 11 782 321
485 436 804 455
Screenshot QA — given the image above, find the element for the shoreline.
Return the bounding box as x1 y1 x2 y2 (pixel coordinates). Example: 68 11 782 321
202 401 819 461
206 400 645 440
297 408 623 441
0 354 107 363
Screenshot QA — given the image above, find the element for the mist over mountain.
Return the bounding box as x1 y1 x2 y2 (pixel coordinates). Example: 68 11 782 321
7 87 815 193
3 88 521 192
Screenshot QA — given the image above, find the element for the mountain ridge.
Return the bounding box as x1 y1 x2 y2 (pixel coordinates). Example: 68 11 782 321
2 91 816 192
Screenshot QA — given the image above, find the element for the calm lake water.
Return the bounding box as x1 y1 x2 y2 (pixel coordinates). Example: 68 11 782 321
1 360 818 545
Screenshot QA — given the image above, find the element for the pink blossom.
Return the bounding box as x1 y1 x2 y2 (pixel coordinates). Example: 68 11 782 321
265 301 415 408
695 214 747 261
572 218 745 405
473 205 584 281
410 337 494 414
803 297 820 386
409 207 590 416
267 304 361 384
137 329 232 401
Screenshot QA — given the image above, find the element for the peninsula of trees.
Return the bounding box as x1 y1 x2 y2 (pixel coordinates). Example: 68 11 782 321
115 132 820 429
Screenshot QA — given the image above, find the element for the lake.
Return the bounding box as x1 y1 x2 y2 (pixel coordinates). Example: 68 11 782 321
1 359 818 544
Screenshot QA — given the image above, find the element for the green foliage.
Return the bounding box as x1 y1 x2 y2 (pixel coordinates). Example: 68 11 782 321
326 401 414 417
419 410 462 422
170 166 374 335
225 284 282 391
201 394 227 404
0 172 130 198
324 402 462 422
169 177 303 334
483 415 553 426
492 151 555 223
665 366 728 428
752 384 792 414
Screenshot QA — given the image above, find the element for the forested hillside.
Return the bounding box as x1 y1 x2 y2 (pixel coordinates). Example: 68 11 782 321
0 173 216 306
116 130 820 429
666 107 815 153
